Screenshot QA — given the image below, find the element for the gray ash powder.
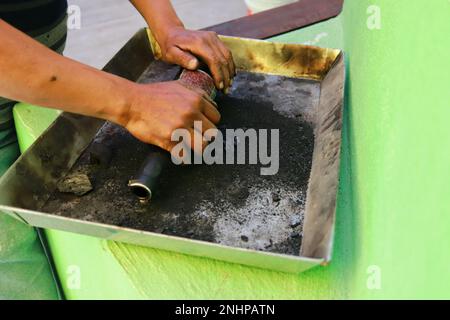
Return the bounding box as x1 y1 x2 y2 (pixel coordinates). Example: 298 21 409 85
42 62 319 256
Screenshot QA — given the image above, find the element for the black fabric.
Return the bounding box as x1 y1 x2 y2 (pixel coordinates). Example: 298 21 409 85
0 0 68 35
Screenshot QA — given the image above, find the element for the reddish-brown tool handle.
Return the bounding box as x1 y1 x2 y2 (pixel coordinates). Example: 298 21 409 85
129 69 216 203
129 0 344 203
204 0 344 40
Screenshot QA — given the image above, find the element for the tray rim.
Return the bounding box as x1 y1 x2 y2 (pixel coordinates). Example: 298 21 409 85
0 28 344 273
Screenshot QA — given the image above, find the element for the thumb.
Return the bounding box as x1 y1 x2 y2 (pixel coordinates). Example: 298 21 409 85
168 46 199 70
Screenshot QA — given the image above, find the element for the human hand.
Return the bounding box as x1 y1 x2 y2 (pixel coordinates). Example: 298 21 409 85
156 27 235 92
121 81 220 153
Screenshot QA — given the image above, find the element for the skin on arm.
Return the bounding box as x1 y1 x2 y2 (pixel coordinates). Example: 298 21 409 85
130 0 235 91
0 19 220 152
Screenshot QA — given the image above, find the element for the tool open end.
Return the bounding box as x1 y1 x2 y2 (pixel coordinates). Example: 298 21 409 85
128 180 152 204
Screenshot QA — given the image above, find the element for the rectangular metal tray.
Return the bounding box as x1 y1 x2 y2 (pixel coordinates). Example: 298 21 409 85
0 29 344 273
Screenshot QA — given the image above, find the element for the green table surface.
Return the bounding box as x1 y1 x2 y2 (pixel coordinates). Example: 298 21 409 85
13 0 450 299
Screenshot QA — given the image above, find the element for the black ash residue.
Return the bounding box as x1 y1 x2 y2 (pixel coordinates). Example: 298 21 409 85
42 63 320 256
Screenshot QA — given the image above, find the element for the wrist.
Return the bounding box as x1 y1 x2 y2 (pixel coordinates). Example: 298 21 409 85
100 75 137 127
153 23 185 48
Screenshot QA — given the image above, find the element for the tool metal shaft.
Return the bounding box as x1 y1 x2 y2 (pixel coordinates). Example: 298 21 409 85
128 68 216 203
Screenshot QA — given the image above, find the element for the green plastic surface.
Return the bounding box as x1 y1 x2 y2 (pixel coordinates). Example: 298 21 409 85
13 0 450 299
13 103 61 154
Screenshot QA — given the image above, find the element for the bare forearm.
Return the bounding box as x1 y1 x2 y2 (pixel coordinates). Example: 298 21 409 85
130 0 184 41
0 13 226 154
129 0 235 91
0 20 134 126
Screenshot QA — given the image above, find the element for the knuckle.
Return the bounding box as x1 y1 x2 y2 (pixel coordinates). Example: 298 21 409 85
165 46 175 57
182 101 199 117
180 107 193 120
209 54 220 64
220 57 228 66
191 93 203 106
161 141 173 152
224 50 232 60
164 128 174 141
194 34 204 44
174 119 186 129
212 114 221 124
201 34 211 43
182 111 194 123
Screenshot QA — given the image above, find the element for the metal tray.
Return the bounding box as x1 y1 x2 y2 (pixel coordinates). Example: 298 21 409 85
0 29 344 273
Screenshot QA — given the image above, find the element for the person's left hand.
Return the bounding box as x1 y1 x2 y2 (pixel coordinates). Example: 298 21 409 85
156 27 235 92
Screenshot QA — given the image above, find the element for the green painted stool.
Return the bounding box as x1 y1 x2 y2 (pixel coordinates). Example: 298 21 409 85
12 0 450 299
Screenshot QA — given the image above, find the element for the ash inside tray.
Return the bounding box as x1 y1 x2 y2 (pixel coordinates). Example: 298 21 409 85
42 61 320 256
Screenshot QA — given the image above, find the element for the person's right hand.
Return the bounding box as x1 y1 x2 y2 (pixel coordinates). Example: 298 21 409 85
121 81 220 154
